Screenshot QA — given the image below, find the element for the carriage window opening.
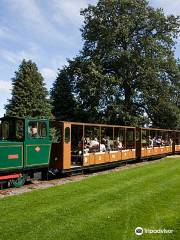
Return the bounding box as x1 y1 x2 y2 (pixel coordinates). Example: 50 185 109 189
114 128 125 150
127 130 134 141
28 121 47 138
126 129 135 149
142 130 147 147
167 132 173 146
101 127 113 151
65 127 70 143
16 120 24 140
84 126 100 153
2 121 9 140
176 132 180 145
38 122 47 137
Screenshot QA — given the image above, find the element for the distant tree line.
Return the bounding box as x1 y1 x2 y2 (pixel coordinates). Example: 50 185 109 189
5 0 180 129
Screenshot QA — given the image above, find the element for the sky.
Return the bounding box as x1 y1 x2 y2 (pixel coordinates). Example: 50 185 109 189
0 0 180 117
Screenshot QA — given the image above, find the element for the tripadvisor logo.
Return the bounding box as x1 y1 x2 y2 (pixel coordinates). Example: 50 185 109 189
135 227 143 236
135 227 174 236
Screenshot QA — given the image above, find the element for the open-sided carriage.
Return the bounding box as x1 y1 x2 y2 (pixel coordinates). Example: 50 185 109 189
50 122 136 173
136 127 174 160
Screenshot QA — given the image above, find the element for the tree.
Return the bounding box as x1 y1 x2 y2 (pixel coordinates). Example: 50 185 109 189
142 60 180 128
62 0 180 127
67 58 111 123
50 67 77 121
5 59 52 118
143 81 180 128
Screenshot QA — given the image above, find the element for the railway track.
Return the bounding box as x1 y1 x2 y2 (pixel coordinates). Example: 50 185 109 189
0 157 168 198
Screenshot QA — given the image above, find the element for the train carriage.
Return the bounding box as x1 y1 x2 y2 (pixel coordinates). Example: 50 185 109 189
50 122 136 173
174 130 180 153
136 127 174 160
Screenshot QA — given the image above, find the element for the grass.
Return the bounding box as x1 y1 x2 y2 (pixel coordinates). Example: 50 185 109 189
0 157 180 240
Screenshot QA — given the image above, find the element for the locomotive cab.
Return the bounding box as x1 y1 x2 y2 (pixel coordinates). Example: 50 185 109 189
0 116 51 188
0 116 25 141
0 117 24 173
24 118 51 169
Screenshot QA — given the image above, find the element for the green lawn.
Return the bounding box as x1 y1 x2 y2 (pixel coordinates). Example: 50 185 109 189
0 158 179 240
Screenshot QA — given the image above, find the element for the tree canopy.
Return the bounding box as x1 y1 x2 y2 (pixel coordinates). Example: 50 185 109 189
51 0 180 128
50 67 77 121
5 59 52 118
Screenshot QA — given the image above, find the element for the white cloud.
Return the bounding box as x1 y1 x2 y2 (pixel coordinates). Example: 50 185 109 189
0 43 42 64
51 56 68 70
52 0 87 26
0 49 22 64
5 0 72 44
6 0 47 29
0 49 32 64
150 0 180 15
0 80 12 93
41 68 57 80
52 0 98 27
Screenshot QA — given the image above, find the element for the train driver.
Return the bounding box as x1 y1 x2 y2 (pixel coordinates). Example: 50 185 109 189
28 125 39 138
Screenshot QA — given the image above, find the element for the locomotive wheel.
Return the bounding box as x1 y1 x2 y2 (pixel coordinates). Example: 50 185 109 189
10 175 27 188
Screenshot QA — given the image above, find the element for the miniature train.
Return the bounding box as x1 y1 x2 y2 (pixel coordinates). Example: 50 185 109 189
0 116 179 188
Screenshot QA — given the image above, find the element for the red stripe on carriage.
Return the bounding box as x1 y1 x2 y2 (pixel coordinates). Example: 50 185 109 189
0 173 21 180
8 154 19 159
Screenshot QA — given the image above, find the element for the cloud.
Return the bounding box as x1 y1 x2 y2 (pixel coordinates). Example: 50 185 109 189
52 0 87 26
5 0 72 45
0 80 12 93
0 49 23 64
0 43 43 64
51 56 68 70
0 48 35 64
150 0 180 15
52 0 98 27
41 68 57 80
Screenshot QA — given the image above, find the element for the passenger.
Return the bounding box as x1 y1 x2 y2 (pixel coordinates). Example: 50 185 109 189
164 139 168 146
101 137 106 145
148 136 153 148
100 143 106 152
78 137 87 149
169 138 173 146
153 137 157 146
156 137 162 146
118 141 123 149
114 137 123 150
161 139 165 146
90 137 99 147
89 138 99 152
84 138 90 154
105 136 111 151
78 137 88 155
109 139 114 149
83 148 89 154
